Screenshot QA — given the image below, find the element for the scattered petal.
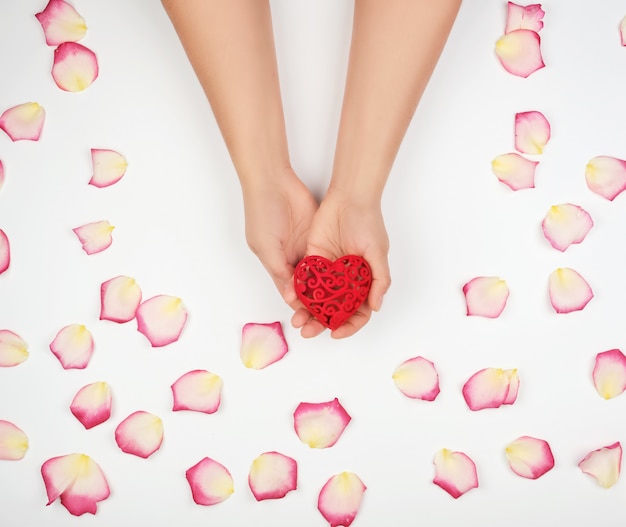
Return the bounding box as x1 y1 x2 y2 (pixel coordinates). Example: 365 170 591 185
88 149 128 188
578 442 622 488
186 457 234 506
505 2 545 33
114 411 163 458
293 398 351 449
0 329 28 367
35 0 87 46
70 382 112 429
0 420 28 460
463 276 509 318
593 349 626 400
0 229 9 275
0 102 45 141
548 267 593 313
502 369 520 405
433 448 479 499
171 370 223 414
52 42 98 92
100 275 142 323
462 367 518 411
248 451 297 501
492 153 538 190
495 29 545 78
136 295 187 347
585 156 626 201
49 324 94 369
515 111 550 154
621 16 626 46
318 472 366 527
240 321 288 369
392 356 440 401
72 220 114 255
41 453 110 516
505 436 555 479
541 204 593 252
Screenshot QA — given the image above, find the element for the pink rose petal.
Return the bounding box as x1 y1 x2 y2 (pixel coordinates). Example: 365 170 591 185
52 42 98 92
392 356 440 401
89 149 128 188
0 329 28 367
433 448 479 499
317 472 366 527
593 349 626 400
186 457 234 506
100 275 142 323
515 110 550 154
0 420 29 460
293 398 351 449
502 369 520 405
72 220 114 255
136 295 187 347
248 451 297 501
0 229 9 275
585 156 626 201
49 324 94 369
621 16 626 46
495 29 545 78
541 204 593 252
462 367 518 411
491 153 538 190
548 267 593 314
505 2 545 33
41 453 110 516
0 102 45 141
70 382 112 429
171 370 223 414
35 0 87 46
505 436 555 479
240 321 289 369
463 276 509 318
114 411 163 458
578 442 622 488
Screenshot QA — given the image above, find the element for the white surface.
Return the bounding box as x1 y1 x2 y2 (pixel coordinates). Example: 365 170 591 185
1 1 626 526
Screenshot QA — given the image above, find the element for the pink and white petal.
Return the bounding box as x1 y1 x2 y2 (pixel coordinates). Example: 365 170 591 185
114 411 163 458
72 220 114 255
491 153 538 190
0 329 28 367
293 398 351 449
52 42 98 92
318 472 366 527
593 349 626 400
41 453 110 516
0 229 9 275
136 295 187 347
505 436 555 479
248 451 297 501
463 276 509 318
505 2 545 33
621 16 626 46
0 420 28 460
433 449 479 499
70 382 112 429
392 356 440 401
88 149 128 188
100 275 142 323
49 324 94 369
0 160 4 190
0 102 45 141
541 204 593 252
548 267 593 314
502 369 520 405
240 321 289 369
495 29 545 78
585 156 626 201
462 367 511 411
186 457 234 506
35 0 87 46
171 370 223 414
515 111 551 155
578 442 622 488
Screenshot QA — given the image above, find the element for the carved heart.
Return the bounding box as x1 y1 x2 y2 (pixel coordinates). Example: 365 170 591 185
294 255 372 330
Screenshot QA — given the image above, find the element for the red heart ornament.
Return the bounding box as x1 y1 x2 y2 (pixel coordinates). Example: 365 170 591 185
294 255 372 330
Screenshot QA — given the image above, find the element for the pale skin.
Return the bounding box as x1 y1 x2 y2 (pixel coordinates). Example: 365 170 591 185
162 0 461 338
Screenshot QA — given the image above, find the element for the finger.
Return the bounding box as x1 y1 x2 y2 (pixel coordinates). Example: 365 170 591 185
291 307 313 328
300 318 326 338
330 305 372 339
366 250 391 312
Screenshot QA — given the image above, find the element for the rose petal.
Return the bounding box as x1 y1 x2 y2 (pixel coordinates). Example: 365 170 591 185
293 398 351 449
593 349 626 400
70 382 112 429
541 204 593 252
505 2 545 33
248 451 297 501
0 420 28 460
505 436 555 479
433 448 479 499
462 367 517 411
41 453 110 516
317 472 366 527
136 295 187 347
72 220 114 255
492 153 538 190
515 111 551 154
88 149 128 188
171 370 223 414
49 324 94 369
0 228 9 275
100 275 142 323
392 356 440 401
463 276 509 318
0 329 28 367
186 457 234 506
578 442 622 488
114 411 163 458
502 369 520 405
35 0 87 46
52 42 98 92
621 16 626 46
240 321 289 369
495 29 545 78
0 102 45 141
585 156 626 201
548 267 593 314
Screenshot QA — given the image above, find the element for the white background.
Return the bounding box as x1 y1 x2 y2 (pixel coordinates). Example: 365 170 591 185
1 1 626 526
